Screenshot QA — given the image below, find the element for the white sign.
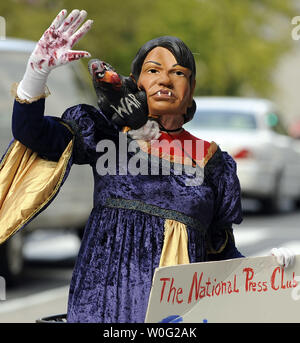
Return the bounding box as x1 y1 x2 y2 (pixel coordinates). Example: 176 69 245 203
145 255 300 323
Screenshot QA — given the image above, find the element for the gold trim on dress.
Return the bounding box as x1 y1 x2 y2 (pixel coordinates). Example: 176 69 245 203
11 82 51 104
0 139 73 244
203 141 218 166
206 230 229 255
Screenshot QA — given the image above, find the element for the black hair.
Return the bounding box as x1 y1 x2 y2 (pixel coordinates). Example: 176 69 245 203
131 36 196 84
131 36 197 123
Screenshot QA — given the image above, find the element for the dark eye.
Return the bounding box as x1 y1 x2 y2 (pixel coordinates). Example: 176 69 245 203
175 70 185 76
148 68 158 74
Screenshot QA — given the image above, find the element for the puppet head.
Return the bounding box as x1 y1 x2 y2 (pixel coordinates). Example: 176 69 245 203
130 36 196 123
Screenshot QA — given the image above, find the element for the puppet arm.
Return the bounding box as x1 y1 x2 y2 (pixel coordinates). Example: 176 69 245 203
12 99 73 161
17 9 93 102
11 9 93 160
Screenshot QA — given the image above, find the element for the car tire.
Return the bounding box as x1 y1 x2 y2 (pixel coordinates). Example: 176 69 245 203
77 225 86 240
260 197 279 214
294 198 300 209
0 232 24 286
260 171 282 214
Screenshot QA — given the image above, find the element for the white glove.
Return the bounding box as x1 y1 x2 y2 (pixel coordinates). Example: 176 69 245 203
271 247 295 268
17 9 93 101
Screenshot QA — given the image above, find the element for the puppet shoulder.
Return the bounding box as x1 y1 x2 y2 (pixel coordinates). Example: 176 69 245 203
183 130 218 166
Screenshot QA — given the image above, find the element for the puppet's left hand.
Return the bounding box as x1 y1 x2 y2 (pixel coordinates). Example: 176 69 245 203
17 9 93 101
271 247 295 268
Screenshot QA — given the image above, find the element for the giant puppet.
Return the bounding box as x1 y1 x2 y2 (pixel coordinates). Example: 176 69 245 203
0 9 294 322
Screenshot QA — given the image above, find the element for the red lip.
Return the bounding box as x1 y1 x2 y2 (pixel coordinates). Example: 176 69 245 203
151 89 175 99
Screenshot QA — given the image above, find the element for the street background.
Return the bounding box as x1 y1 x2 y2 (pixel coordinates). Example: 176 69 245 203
1 0 300 323
1 0 300 123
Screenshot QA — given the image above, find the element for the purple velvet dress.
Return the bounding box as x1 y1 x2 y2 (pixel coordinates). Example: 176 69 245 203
11 100 243 323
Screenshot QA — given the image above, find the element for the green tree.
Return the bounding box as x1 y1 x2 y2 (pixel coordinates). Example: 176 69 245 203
0 0 295 97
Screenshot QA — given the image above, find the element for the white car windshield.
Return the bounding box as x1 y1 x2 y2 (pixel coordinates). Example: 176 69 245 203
190 110 257 130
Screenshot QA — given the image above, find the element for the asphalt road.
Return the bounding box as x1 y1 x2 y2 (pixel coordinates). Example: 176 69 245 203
1 199 300 323
0 230 79 323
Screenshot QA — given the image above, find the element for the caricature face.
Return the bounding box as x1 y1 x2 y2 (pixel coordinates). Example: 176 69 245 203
137 47 195 117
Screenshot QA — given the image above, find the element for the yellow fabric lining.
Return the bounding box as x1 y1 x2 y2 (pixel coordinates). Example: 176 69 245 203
0 139 73 244
159 219 190 267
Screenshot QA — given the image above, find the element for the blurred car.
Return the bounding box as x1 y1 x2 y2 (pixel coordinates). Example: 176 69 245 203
288 119 300 139
184 96 300 213
0 38 96 283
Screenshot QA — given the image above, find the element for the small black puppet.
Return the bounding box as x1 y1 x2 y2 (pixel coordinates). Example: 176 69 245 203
88 59 148 130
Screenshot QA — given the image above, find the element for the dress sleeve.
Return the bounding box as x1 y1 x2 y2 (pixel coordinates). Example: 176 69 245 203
205 149 244 261
12 97 117 165
12 98 73 161
60 104 98 165
60 103 119 165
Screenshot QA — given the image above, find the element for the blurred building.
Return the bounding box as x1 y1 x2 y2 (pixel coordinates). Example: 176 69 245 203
272 37 300 131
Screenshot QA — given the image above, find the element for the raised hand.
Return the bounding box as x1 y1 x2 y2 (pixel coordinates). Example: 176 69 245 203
30 9 93 74
17 9 93 101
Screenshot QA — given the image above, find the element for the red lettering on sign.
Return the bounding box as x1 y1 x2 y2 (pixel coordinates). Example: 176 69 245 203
160 277 185 304
188 272 203 304
159 278 170 302
167 278 177 304
176 288 183 304
271 267 298 291
234 274 240 293
243 267 254 292
271 267 281 291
